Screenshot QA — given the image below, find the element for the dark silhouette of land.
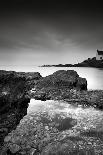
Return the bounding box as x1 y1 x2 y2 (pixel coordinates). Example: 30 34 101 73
41 57 103 68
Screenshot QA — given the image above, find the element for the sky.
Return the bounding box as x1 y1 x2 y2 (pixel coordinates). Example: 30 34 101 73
0 0 103 71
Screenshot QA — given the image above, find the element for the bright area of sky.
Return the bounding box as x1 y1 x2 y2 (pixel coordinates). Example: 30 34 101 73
0 1 103 71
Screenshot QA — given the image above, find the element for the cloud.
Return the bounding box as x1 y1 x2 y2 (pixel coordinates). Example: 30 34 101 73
0 6 103 69
0 37 19 50
0 16 63 52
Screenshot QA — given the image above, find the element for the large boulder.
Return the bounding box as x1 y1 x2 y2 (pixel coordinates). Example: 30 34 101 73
36 70 87 90
33 70 87 101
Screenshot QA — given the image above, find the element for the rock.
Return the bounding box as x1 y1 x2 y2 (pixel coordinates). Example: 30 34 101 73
77 77 87 90
29 148 36 155
9 143 21 153
36 70 87 90
1 69 103 155
0 128 8 134
0 70 30 149
41 141 76 155
33 70 87 100
3 96 103 155
17 71 42 80
4 135 11 143
34 90 51 101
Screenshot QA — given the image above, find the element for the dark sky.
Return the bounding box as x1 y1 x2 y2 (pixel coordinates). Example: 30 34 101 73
0 0 103 71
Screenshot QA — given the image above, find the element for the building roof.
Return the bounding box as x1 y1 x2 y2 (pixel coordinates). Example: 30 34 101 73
97 50 103 55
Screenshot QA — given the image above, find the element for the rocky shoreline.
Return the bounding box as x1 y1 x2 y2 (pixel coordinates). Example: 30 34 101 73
29 70 103 110
0 70 41 152
0 69 103 154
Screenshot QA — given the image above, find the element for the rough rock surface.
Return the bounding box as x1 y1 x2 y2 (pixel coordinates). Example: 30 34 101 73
17 71 42 80
36 70 87 90
0 70 42 91
30 70 87 101
1 69 103 155
0 70 42 151
29 70 103 110
32 88 103 110
17 71 42 90
3 100 103 155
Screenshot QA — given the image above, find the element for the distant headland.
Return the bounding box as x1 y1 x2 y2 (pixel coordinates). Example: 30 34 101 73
41 49 103 68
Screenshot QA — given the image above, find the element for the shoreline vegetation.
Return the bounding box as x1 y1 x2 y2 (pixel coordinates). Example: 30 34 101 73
0 69 103 154
41 57 103 68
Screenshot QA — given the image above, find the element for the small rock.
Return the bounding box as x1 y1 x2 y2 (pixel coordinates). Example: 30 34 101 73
30 148 36 155
0 128 8 133
9 144 21 153
45 126 49 130
4 136 11 142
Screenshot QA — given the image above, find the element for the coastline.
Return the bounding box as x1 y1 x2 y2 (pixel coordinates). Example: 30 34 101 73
41 57 103 68
0 69 103 154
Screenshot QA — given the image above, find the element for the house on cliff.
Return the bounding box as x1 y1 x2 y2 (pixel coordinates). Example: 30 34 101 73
96 49 103 60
